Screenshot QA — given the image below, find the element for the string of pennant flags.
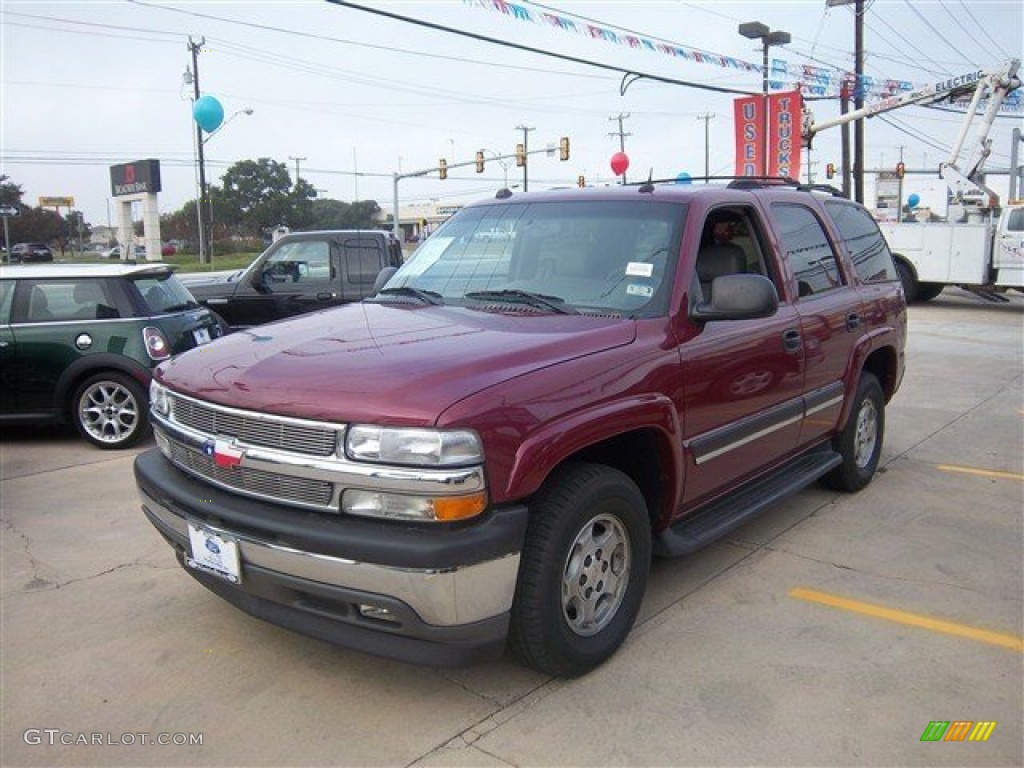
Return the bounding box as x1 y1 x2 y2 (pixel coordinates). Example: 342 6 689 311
467 0 1021 109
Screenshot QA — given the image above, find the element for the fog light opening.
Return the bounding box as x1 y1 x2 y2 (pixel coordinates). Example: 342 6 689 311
358 604 399 623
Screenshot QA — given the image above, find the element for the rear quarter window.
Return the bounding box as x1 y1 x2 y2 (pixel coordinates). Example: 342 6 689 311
825 201 898 283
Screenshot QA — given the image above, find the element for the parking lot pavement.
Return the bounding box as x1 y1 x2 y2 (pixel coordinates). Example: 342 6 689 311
2 289 1021 767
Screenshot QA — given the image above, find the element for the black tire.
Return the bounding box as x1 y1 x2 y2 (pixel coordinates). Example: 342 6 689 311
915 283 945 302
72 372 149 449
895 259 918 303
822 372 884 492
509 463 651 677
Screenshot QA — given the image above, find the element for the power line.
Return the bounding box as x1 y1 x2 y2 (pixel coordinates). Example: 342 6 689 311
956 0 1012 60
901 0 971 71
323 1 759 97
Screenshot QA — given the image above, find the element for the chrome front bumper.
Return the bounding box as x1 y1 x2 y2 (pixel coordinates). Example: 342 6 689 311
140 484 520 628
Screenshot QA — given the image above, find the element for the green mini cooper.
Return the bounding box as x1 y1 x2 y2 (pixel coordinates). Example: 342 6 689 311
0 263 225 448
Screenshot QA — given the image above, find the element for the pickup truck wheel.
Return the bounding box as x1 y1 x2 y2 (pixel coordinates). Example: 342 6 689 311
823 372 884 492
509 463 651 677
895 260 918 302
72 372 149 449
915 283 944 302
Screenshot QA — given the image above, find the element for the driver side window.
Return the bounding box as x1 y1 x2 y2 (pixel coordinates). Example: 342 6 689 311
263 240 331 284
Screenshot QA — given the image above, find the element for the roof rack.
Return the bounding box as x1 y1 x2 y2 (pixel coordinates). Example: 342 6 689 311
620 175 846 198
726 177 847 197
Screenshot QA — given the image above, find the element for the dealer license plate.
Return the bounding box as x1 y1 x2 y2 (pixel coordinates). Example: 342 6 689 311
186 523 241 584
193 327 212 346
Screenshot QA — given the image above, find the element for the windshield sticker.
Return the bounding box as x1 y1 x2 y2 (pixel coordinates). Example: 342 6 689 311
626 283 653 297
400 237 453 277
625 262 654 277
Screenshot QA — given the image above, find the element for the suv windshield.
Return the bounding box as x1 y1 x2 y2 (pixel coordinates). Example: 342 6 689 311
133 273 199 314
382 200 685 316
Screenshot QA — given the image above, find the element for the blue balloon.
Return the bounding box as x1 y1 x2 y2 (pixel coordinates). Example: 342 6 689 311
675 172 692 185
907 193 920 208
193 95 224 133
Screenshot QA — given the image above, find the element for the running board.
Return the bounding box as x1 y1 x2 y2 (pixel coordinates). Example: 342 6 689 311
654 448 842 558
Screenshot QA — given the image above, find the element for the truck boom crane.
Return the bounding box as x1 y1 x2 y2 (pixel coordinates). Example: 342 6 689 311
802 59 1021 211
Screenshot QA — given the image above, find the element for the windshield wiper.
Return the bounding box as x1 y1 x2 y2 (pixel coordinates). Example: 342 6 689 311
465 289 577 315
375 286 444 306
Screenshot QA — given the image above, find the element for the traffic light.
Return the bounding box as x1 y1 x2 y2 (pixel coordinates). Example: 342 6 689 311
475 150 485 174
439 158 448 180
577 175 585 188
559 136 570 162
896 161 905 179
826 162 835 180
516 143 526 168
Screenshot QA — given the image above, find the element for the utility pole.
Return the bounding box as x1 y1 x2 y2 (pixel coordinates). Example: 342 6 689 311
826 0 867 202
608 113 632 184
696 113 714 180
188 36 210 263
516 124 535 191
289 156 307 186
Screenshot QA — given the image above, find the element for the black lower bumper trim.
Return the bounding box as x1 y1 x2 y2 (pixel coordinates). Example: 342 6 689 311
183 557 509 667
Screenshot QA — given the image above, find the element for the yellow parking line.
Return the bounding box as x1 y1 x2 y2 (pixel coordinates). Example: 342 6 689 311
936 464 1024 481
789 588 1024 653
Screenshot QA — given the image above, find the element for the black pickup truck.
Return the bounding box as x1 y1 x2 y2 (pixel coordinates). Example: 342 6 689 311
185 230 403 329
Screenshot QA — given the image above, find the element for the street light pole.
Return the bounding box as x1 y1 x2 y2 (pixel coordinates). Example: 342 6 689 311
739 22 790 178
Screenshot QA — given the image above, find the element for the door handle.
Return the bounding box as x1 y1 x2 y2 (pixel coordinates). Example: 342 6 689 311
846 313 860 331
782 328 802 353
316 292 335 301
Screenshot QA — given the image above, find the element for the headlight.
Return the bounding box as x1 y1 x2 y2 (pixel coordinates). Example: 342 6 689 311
345 425 483 467
150 380 170 416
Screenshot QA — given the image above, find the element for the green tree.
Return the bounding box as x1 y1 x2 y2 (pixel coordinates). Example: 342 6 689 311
1 175 24 209
309 198 382 230
217 158 317 236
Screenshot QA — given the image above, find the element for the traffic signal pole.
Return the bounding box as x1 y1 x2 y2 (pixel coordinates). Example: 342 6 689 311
390 147 553 241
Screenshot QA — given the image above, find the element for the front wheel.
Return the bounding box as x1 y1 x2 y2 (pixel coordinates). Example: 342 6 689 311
822 372 884 492
72 372 149 449
509 463 651 677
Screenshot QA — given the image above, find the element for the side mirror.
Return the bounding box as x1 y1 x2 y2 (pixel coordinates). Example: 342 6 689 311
372 266 398 295
691 274 779 322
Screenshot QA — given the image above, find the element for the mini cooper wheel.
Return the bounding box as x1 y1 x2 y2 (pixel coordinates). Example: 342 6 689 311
510 463 651 677
72 372 149 449
822 371 884 492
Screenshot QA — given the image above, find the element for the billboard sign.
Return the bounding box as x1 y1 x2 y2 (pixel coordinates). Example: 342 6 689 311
110 159 162 197
734 90 803 179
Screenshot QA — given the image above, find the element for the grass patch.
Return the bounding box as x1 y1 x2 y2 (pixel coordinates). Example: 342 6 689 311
56 249 258 273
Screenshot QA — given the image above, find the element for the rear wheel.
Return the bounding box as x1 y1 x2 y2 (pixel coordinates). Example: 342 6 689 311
72 372 149 449
822 372 884 492
510 463 651 677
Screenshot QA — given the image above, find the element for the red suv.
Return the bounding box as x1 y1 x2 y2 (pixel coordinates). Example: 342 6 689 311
136 180 906 676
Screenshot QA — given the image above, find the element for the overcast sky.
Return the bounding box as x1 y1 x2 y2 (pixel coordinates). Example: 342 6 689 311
2 0 1021 228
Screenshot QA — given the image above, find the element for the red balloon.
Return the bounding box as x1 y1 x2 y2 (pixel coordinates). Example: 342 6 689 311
610 151 630 177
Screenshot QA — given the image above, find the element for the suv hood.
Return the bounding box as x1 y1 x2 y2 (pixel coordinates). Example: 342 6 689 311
158 302 636 425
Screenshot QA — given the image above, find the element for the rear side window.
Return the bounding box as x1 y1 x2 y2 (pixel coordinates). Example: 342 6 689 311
825 201 897 283
342 237 385 285
771 204 844 297
20 279 119 322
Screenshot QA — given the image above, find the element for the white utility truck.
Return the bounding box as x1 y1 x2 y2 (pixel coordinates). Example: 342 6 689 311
804 60 1022 301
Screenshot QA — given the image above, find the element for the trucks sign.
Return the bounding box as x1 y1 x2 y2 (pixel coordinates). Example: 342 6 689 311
110 159 162 197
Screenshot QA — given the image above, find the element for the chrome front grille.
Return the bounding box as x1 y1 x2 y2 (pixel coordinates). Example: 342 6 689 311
167 440 335 510
170 394 339 456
